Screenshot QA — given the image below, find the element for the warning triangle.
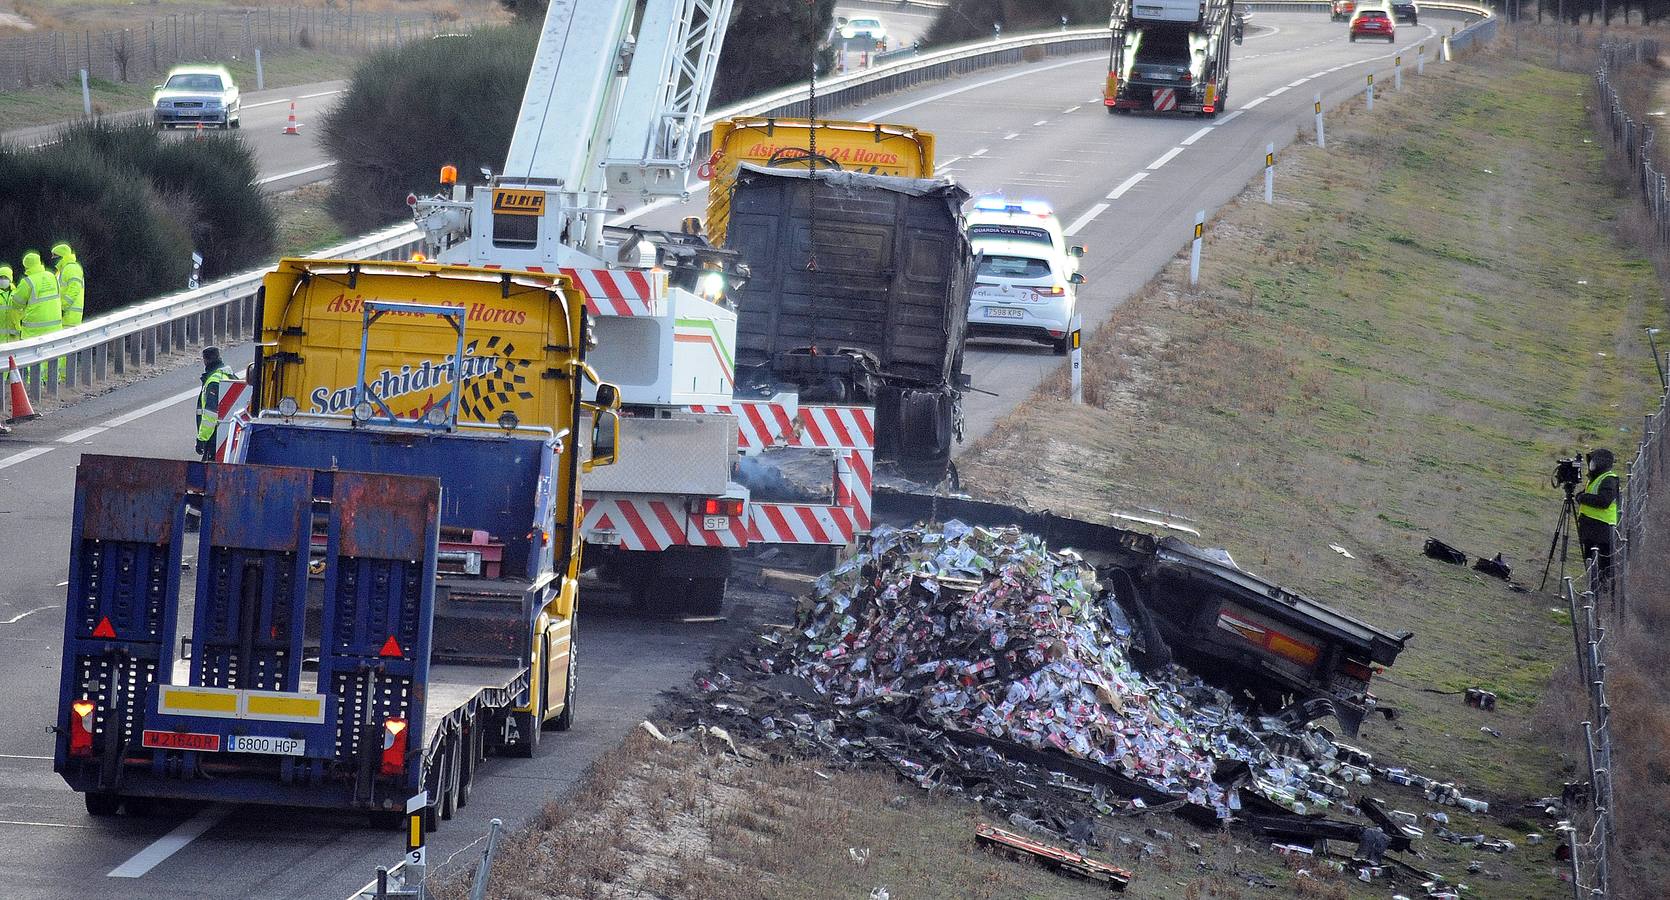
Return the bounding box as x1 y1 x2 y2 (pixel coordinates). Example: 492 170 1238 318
92 616 116 639
378 635 403 658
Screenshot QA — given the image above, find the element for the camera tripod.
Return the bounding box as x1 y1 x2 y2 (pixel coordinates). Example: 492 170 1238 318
1537 484 1582 592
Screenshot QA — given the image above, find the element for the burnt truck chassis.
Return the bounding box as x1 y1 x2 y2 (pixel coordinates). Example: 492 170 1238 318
872 490 1411 736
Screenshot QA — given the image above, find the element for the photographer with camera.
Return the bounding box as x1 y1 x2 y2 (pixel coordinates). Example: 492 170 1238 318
1575 448 1620 591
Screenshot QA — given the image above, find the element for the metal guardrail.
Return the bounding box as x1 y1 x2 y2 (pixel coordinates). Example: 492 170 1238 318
2 2 1497 417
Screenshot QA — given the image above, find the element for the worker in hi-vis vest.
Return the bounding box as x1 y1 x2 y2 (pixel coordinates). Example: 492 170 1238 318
13 251 61 382
1575 448 1620 592
196 346 234 461
0 264 18 344
51 243 85 328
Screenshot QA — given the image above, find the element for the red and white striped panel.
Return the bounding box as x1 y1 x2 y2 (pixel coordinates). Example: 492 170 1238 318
476 264 658 317
686 400 797 450
748 503 858 546
1152 88 1177 112
795 405 875 450
213 382 252 463
685 510 750 548
581 497 686 551
836 449 874 532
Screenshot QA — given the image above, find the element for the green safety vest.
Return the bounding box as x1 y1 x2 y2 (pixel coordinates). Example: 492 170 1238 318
57 258 84 327
16 269 61 337
197 367 234 442
0 286 16 341
1577 470 1619 526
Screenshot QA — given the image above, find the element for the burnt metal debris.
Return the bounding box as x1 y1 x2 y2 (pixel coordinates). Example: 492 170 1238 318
692 518 1516 894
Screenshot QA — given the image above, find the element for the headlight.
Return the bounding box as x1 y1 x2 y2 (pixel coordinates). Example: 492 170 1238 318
424 404 450 427
277 397 299 417
352 400 374 423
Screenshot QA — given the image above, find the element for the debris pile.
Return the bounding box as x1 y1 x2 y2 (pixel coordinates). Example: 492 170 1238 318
750 521 1341 819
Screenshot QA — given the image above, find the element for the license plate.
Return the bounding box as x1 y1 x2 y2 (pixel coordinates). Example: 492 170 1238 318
702 515 730 531
142 730 222 752
985 307 1024 319
227 735 306 756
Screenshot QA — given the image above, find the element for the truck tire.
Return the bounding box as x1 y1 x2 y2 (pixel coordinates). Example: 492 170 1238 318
439 740 459 822
683 577 727 617
552 620 578 732
84 792 122 817
457 723 478 809
506 654 544 759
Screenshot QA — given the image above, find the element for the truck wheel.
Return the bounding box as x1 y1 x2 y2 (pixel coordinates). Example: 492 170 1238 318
507 680 543 758
84 792 122 817
683 577 727 617
439 739 459 821
552 620 578 732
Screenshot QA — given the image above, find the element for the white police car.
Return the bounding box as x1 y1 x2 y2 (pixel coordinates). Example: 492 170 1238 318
965 199 1085 355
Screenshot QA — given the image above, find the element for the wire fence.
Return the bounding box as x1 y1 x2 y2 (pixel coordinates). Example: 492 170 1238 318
1595 40 1670 251
0 8 487 91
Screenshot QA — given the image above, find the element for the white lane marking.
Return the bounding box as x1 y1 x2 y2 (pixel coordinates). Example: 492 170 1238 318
109 804 232 878
1032 119 1048 126
56 580 68 587
937 155 965 169
241 98 293 111
1181 126 1213 146
873 56 1098 119
56 425 106 444
1107 172 1148 200
256 161 336 186
1063 203 1109 237
1003 132 1021 140
1214 109 1244 126
0 447 53 470
1146 147 1184 170
103 387 202 430
297 89 342 100
0 605 54 625
1268 85 1290 97
1287 78 1310 87
971 147 990 157
1243 96 1268 109
0 819 93 829
1247 25 1281 39
1062 105 1081 113
0 754 53 760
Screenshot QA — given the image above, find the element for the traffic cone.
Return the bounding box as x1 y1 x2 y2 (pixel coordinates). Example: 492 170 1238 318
193 121 204 141
282 101 302 135
6 356 39 424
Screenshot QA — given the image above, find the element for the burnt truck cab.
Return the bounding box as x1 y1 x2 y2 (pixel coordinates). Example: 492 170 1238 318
873 490 1410 735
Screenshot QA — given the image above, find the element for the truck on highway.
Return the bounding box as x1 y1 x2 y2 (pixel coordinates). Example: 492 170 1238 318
52 259 622 825
414 0 878 615
1104 0 1243 117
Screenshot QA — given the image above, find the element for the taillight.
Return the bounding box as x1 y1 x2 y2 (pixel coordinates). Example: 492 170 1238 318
699 497 745 517
380 717 409 778
69 700 96 757
1035 285 1066 298
1203 105 1215 114
1339 658 1376 682
1180 72 1192 84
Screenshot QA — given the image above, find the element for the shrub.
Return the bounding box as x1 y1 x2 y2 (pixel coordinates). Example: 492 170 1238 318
923 0 1108 47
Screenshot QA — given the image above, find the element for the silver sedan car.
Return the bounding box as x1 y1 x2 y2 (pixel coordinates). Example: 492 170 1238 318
152 65 241 129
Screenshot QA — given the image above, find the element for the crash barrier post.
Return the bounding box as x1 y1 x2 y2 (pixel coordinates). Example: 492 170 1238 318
255 47 265 91
1069 313 1083 405
1394 54 1402 90
1366 72 1374 111
1442 34 1452 60
1188 210 1205 287
1314 93 1326 148
469 818 504 900
1264 143 1275 204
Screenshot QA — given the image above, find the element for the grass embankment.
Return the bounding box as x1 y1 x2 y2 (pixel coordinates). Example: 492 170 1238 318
957 48 1661 895
0 49 365 132
271 183 346 256
438 48 1664 900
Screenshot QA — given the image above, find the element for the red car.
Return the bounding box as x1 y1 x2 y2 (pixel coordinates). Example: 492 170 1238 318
1331 0 1356 21
1350 8 1395 41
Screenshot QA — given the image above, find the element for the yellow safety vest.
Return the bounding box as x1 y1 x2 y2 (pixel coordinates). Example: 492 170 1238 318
197 367 234 442
57 258 85 327
0 286 16 342
16 269 61 337
1577 471 1619 526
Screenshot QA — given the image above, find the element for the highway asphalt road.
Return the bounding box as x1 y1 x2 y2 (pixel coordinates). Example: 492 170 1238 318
0 10 1478 899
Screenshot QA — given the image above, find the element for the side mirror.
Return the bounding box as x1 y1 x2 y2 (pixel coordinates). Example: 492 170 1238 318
588 410 620 470
837 16 848 25
594 382 620 410
1070 245 1086 258
1069 272 1086 285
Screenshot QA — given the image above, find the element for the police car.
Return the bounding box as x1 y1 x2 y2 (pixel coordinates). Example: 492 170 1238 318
965 199 1086 355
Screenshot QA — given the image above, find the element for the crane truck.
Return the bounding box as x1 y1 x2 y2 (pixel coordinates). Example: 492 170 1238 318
411 0 876 615
53 260 621 826
1104 0 1243 116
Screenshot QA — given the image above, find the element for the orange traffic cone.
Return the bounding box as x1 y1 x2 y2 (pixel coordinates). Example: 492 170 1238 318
282 101 302 135
193 121 205 141
6 356 39 423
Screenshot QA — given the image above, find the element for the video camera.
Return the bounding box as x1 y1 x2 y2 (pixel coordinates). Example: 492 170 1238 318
1553 454 1586 492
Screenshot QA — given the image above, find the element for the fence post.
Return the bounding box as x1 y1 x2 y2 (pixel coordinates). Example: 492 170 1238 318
80 69 91 117
469 818 504 900
255 47 264 90
1314 93 1325 148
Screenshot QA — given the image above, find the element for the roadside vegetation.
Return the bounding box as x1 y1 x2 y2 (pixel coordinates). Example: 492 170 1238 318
0 120 272 318
923 0 1108 47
